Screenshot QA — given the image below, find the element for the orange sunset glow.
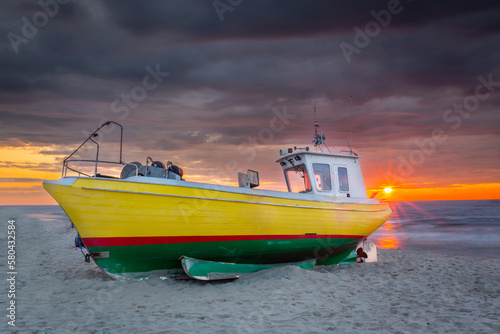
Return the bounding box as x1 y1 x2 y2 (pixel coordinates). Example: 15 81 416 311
1 139 499 205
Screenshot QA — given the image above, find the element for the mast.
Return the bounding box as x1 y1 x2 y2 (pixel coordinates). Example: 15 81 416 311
350 95 353 155
312 102 327 152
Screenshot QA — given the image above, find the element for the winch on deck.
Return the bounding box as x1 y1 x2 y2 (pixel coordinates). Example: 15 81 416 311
120 157 184 180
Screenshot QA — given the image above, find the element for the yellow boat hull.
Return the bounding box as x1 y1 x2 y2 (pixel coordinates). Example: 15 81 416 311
43 177 391 277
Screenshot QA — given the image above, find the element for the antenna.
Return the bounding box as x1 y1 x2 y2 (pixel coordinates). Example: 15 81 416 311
312 101 326 152
345 137 352 153
313 100 318 126
350 95 353 155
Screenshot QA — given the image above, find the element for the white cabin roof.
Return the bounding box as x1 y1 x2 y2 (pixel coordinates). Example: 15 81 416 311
276 150 361 163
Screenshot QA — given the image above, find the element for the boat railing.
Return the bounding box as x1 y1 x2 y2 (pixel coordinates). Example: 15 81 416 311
62 159 129 178
62 121 126 178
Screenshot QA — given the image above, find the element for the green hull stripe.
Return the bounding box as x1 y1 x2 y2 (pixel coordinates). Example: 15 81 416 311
88 237 359 275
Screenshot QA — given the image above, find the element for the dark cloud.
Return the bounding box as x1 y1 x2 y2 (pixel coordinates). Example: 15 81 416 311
100 0 500 40
0 177 43 183
0 110 77 145
0 161 58 172
0 0 499 189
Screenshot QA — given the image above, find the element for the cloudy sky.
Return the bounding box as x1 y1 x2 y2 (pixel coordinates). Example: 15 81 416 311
1 0 499 204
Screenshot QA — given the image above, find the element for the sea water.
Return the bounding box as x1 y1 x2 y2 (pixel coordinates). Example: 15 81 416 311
1 200 499 259
371 200 500 259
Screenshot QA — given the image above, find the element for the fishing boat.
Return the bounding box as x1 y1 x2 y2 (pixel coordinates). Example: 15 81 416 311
43 121 391 280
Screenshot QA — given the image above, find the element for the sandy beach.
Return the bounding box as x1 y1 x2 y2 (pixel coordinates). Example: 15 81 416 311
1 208 499 334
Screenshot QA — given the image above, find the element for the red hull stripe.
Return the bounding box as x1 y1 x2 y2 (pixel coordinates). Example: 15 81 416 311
82 234 365 247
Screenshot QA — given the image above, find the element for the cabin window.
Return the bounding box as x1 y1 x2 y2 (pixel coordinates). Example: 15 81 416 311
338 167 349 192
284 164 312 193
312 163 332 191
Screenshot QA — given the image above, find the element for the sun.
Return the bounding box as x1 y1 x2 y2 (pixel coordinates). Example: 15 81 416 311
384 187 392 194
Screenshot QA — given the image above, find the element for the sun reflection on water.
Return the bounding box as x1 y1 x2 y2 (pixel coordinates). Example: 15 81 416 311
374 220 402 249
371 201 407 250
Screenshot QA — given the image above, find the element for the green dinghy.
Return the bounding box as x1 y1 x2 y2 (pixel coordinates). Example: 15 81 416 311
180 256 317 281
